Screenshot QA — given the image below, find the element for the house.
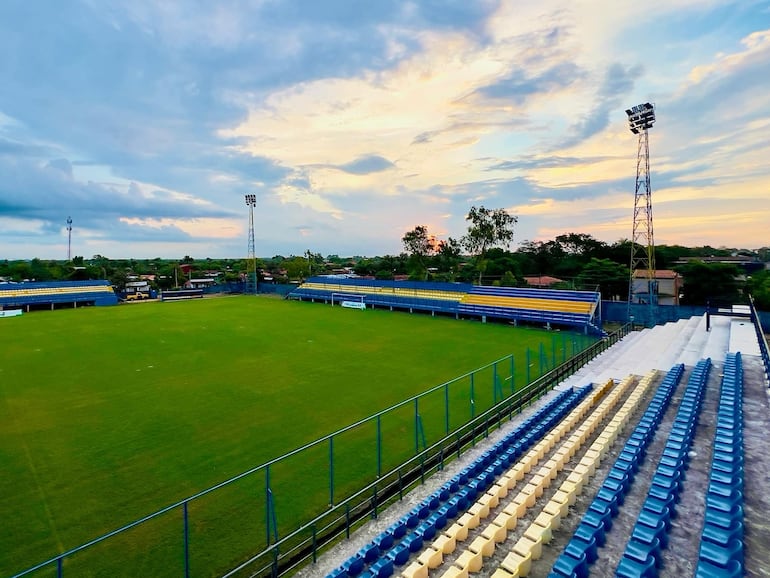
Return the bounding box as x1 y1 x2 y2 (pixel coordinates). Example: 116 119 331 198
185 278 216 290
632 269 682 306
523 275 564 288
125 280 151 295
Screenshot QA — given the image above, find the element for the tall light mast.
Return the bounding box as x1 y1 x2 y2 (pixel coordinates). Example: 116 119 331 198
67 216 73 261
245 195 258 295
626 102 657 319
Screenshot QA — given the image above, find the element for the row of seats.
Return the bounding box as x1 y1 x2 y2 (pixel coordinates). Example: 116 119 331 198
549 364 686 578
460 294 593 314
456 302 591 326
426 378 617 578
0 285 114 297
616 358 711 577
326 386 592 578
299 282 468 303
458 287 598 330
489 375 640 578
696 353 744 578
288 279 601 333
466 286 599 305
290 289 463 315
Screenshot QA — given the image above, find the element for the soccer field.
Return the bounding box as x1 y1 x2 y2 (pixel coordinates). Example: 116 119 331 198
0 296 592 577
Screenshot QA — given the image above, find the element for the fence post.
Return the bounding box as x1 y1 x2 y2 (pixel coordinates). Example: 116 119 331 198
265 470 278 546
265 465 271 546
552 334 556 369
414 398 419 454
329 436 335 506
444 383 450 436
539 342 545 375
376 415 382 478
526 348 531 384
470 373 476 419
562 333 567 364
312 524 317 563
493 362 498 404
345 504 350 539
510 354 515 395
183 500 190 578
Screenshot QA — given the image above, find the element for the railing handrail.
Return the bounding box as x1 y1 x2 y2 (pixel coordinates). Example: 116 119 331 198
748 295 770 387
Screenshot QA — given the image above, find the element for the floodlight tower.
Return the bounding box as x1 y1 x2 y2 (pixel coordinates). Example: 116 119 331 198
625 102 657 317
66 216 73 261
245 194 258 295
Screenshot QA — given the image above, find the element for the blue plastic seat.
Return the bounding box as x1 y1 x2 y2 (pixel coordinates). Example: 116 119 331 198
369 557 394 578
401 532 423 553
385 543 410 566
342 555 365 576
696 558 743 578
385 521 406 540
705 489 743 513
632 518 668 550
616 551 656 577
358 542 380 564
570 525 600 561
699 538 743 568
551 545 589 578
701 520 743 545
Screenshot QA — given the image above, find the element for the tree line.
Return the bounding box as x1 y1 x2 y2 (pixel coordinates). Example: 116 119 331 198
2 205 769 308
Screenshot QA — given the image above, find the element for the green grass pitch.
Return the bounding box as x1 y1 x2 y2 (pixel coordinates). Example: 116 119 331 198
0 296 593 577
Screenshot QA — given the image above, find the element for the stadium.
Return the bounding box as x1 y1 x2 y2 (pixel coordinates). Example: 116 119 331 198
2 276 769 578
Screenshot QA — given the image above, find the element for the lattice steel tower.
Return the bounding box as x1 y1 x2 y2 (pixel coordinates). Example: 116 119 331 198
245 194 258 295
625 103 657 312
66 216 73 261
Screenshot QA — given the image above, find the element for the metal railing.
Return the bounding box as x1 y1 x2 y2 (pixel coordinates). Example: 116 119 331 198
749 296 770 387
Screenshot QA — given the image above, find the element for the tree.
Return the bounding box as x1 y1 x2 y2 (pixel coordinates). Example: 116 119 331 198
500 271 518 287
283 256 310 281
576 258 629 299
304 250 324 277
746 270 770 310
675 261 741 306
462 206 517 283
554 233 608 257
402 225 437 280
435 237 463 280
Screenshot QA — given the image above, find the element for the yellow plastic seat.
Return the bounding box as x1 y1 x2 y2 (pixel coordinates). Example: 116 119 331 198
402 560 429 578
501 548 531 577
455 548 483 573
418 546 443 569
433 533 457 554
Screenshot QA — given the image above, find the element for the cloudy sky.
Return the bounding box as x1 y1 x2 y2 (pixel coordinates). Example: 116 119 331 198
1 0 769 260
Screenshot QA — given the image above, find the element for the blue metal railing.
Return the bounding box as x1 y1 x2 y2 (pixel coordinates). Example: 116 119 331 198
749 295 770 387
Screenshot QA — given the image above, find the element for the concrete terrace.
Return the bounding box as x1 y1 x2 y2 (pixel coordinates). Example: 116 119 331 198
297 313 770 578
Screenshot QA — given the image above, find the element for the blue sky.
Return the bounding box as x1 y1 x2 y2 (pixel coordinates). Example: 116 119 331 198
1 0 769 260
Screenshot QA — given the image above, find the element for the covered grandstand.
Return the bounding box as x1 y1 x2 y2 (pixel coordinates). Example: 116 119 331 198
0 280 118 311
297 310 770 578
288 277 603 335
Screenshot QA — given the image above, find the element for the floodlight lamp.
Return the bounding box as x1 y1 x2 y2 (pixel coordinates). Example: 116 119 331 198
244 194 257 206
626 102 655 134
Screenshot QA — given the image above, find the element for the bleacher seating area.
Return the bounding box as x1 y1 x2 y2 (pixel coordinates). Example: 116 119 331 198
288 277 602 334
0 280 118 310
314 313 764 578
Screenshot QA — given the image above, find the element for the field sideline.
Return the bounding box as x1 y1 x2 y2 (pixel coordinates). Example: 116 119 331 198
0 296 592 576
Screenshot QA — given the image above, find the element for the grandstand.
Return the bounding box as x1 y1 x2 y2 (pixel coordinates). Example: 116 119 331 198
288 278 603 334
301 309 770 578
0 280 118 311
